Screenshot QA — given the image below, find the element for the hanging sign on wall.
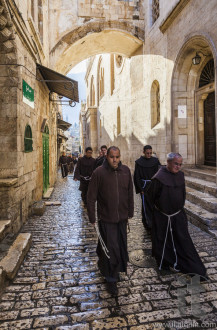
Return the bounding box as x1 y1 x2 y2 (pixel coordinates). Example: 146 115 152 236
23 80 34 109
178 105 187 118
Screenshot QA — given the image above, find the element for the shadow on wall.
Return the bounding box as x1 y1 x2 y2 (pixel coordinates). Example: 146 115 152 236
98 118 170 172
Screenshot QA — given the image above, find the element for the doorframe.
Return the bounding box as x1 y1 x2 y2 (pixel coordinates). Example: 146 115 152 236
195 83 215 165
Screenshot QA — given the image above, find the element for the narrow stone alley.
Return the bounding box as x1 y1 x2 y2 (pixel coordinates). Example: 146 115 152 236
0 173 217 329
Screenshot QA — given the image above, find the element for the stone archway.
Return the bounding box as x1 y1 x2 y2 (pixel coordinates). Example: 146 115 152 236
50 22 144 74
48 0 144 74
171 33 217 166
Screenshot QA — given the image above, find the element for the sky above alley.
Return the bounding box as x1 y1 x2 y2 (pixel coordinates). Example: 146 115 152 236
62 60 87 124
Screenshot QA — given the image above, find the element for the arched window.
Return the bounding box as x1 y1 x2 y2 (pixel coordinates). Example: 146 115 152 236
110 54 115 95
99 67 104 98
151 80 160 128
44 125 49 134
24 125 33 152
100 119 102 138
38 0 43 43
152 0 159 25
117 107 121 135
199 59 214 88
90 76 95 106
31 0 35 20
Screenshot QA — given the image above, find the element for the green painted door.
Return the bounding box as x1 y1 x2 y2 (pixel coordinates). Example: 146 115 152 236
43 126 49 193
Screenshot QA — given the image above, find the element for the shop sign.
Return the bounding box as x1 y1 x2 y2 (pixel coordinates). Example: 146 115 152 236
23 80 34 109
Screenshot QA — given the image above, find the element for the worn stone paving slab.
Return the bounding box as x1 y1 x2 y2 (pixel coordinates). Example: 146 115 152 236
0 173 216 329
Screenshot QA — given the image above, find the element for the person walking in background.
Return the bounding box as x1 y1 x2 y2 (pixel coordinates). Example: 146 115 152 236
134 145 161 231
147 152 208 280
94 145 107 169
59 152 68 178
87 146 134 295
67 154 74 174
74 147 95 207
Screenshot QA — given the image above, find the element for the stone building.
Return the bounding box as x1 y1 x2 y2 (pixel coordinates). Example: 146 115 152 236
78 0 217 234
0 0 78 234
81 0 217 178
0 0 216 237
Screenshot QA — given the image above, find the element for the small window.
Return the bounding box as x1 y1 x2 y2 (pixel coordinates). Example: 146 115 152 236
151 80 160 128
90 76 95 106
152 0 159 25
38 0 43 43
99 67 104 98
100 119 102 138
110 54 115 95
24 125 33 152
44 125 49 134
31 0 34 20
117 107 121 135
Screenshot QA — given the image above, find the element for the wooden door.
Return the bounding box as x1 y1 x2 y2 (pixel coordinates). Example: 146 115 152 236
204 92 216 166
43 131 49 193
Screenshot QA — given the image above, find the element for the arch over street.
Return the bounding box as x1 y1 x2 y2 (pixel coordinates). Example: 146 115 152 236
50 22 144 74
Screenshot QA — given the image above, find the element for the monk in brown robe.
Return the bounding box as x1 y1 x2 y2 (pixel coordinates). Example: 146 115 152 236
134 145 161 230
74 147 95 206
59 152 68 178
147 152 207 280
94 145 107 169
87 146 134 295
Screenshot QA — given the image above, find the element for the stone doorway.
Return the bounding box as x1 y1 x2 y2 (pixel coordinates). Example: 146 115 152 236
171 35 217 170
204 92 216 166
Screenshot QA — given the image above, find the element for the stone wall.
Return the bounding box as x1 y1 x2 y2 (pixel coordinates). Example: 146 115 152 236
0 0 58 232
83 0 217 174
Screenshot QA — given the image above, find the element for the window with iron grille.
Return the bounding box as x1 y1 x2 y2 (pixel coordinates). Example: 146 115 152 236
152 0 159 25
24 125 33 152
199 59 214 88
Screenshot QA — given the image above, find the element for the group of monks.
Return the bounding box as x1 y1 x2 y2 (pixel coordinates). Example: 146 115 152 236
58 152 78 178
71 144 208 295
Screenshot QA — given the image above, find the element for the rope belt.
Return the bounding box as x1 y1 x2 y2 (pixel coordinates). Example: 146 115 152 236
155 206 181 271
80 175 91 181
141 180 151 219
94 223 110 259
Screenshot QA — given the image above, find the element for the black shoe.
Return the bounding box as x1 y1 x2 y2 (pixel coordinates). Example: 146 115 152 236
106 281 118 295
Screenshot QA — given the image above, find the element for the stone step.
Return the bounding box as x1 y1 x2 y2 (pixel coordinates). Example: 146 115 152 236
185 176 217 198
0 233 32 281
183 168 216 183
32 200 45 216
184 200 217 233
43 187 54 199
0 220 11 242
195 165 216 172
186 187 217 213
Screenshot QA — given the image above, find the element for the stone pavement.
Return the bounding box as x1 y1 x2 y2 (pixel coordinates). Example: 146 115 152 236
0 173 216 329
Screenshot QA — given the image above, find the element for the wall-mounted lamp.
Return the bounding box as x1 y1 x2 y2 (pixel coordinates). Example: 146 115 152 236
192 51 207 65
192 52 201 65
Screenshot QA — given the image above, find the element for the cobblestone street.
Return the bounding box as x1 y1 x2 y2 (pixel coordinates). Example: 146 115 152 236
0 173 217 329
